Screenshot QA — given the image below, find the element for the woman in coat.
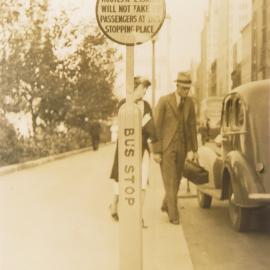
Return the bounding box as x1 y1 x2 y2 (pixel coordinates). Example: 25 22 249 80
109 76 157 224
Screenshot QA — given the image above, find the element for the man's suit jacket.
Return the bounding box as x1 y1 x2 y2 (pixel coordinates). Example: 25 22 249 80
153 93 198 154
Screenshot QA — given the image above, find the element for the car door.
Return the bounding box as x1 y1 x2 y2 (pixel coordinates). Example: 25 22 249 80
221 94 247 157
221 95 234 156
231 96 247 154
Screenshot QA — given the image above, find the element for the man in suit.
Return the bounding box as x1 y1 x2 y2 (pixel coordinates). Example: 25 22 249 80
153 71 198 225
90 121 101 151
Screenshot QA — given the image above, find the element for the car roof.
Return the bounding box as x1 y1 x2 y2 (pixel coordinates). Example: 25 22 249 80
230 79 270 105
230 80 269 151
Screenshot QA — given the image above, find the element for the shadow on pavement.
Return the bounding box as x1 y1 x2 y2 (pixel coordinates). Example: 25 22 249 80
250 206 270 233
180 197 270 270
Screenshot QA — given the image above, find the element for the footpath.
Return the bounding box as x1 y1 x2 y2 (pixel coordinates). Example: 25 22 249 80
143 159 194 270
0 143 194 270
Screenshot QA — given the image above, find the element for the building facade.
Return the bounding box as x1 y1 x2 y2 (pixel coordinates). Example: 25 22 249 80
252 0 270 80
199 0 252 98
207 0 220 96
200 14 209 100
241 22 252 83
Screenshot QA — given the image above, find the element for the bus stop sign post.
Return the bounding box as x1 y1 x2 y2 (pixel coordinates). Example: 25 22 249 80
96 1 166 269
118 46 143 269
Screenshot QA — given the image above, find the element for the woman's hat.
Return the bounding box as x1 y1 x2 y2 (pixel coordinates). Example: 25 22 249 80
134 76 151 88
174 71 192 87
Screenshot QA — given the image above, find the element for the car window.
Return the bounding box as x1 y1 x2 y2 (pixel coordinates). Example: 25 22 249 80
224 98 233 129
222 95 246 133
235 98 244 128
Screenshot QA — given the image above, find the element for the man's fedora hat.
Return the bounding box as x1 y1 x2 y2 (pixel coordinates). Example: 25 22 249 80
174 71 192 87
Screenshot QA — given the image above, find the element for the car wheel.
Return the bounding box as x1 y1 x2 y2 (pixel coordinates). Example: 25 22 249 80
197 189 212 208
228 184 251 232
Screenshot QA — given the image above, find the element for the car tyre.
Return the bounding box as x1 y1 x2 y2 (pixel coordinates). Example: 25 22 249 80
197 189 212 208
228 184 251 232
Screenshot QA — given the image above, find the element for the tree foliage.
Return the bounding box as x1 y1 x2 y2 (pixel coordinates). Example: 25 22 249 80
0 114 22 165
0 0 24 113
64 29 118 131
0 0 120 164
0 0 59 135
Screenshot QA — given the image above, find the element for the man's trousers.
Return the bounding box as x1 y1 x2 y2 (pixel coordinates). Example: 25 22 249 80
160 136 187 221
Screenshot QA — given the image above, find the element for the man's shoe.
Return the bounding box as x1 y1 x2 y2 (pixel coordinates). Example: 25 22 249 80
170 219 180 225
111 212 119 221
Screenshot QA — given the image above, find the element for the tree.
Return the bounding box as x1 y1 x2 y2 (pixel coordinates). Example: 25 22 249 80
0 0 23 114
64 28 119 131
0 113 22 165
0 0 119 156
0 0 60 136
37 10 80 132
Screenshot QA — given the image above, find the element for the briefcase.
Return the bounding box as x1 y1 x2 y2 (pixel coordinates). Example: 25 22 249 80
183 160 209 185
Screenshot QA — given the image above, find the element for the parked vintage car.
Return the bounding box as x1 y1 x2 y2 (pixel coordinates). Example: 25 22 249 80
198 96 223 144
196 80 270 232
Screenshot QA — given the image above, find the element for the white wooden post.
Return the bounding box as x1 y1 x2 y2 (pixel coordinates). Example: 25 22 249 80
118 45 143 270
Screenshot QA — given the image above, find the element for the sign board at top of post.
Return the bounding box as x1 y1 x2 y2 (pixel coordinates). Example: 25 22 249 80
96 0 166 45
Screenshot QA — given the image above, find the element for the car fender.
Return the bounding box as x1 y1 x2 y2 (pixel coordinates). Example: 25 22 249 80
198 146 222 188
223 151 264 207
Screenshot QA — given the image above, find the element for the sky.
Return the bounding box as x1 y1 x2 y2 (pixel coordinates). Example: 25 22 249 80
166 0 208 69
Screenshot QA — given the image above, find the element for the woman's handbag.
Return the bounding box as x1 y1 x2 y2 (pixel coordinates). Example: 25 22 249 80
183 159 209 185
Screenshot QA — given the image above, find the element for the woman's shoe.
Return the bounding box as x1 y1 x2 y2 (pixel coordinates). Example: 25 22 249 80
109 204 119 221
161 205 168 213
170 218 180 225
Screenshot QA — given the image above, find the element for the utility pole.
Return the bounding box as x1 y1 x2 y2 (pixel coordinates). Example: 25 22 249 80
151 35 158 110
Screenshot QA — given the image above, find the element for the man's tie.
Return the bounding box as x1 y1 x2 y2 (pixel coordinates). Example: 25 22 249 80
178 98 185 111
